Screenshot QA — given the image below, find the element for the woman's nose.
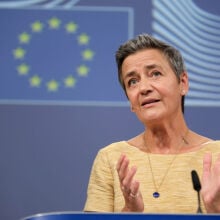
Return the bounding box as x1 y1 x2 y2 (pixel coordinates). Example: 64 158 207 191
139 78 152 95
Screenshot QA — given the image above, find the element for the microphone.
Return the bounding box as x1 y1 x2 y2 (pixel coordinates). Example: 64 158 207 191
191 170 203 213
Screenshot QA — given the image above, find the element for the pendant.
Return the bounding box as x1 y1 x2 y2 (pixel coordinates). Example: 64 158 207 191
153 192 160 198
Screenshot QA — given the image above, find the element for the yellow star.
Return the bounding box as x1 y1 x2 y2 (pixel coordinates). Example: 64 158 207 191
78 33 90 45
13 47 26 59
47 79 59 92
48 17 61 29
19 32 31 44
29 75 42 87
31 21 44 32
65 22 78 33
77 65 89 77
64 75 76 87
17 63 30 75
82 49 94 61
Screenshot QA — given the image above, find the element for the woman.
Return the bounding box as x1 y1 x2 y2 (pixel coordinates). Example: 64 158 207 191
84 34 220 213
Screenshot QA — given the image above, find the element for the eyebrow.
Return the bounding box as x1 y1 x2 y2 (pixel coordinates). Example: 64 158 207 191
123 71 136 81
123 64 161 80
145 64 160 70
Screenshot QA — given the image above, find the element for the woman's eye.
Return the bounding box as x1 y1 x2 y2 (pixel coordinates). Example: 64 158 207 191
152 71 161 77
128 79 138 87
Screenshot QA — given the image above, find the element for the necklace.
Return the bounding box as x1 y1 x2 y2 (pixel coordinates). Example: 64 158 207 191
145 130 189 198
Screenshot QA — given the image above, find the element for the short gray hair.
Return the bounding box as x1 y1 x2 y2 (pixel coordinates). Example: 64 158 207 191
115 34 186 113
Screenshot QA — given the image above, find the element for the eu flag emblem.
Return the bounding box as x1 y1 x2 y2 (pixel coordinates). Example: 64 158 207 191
0 6 133 104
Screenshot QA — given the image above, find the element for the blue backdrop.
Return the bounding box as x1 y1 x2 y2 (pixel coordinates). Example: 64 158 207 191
1 1 220 220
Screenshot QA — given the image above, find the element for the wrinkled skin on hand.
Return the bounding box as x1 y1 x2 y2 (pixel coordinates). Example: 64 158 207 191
116 154 144 212
202 153 220 213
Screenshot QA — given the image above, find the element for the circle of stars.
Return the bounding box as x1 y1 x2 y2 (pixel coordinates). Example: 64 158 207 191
13 17 95 92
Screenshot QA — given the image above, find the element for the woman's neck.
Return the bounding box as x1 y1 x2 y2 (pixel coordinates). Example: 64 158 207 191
142 125 190 154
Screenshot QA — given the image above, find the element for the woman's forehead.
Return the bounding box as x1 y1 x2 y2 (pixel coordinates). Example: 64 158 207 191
122 49 168 73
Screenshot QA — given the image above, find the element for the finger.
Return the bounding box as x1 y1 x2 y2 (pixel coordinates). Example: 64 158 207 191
129 180 140 198
122 166 137 190
120 157 129 175
216 153 220 165
117 154 129 174
116 154 126 171
202 153 212 183
117 154 129 183
213 153 220 174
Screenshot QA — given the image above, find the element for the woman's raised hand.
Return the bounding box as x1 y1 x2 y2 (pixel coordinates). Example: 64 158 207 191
202 153 220 213
116 154 144 212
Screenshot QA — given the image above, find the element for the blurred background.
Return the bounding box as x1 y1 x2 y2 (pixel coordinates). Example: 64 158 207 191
0 0 220 219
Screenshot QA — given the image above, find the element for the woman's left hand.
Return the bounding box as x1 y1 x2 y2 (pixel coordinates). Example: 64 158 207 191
201 153 220 213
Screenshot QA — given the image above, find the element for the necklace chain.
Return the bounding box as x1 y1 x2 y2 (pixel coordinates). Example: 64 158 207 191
145 129 189 198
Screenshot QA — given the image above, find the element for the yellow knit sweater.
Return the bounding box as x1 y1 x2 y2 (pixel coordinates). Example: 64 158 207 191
84 140 220 213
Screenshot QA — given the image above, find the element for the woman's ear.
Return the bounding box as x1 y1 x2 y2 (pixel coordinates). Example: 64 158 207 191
180 72 189 95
